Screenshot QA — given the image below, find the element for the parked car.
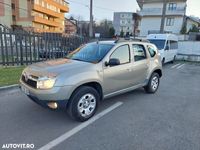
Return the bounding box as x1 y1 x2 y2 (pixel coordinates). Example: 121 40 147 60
20 39 162 122
147 34 178 64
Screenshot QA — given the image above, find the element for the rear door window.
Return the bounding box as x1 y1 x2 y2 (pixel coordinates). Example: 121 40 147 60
132 44 147 61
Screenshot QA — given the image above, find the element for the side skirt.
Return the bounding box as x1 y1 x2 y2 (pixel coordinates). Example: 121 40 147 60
103 83 146 99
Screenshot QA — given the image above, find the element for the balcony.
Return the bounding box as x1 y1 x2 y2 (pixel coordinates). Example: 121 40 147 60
166 7 185 16
138 8 162 16
33 16 60 27
138 7 185 16
45 0 69 12
32 4 64 18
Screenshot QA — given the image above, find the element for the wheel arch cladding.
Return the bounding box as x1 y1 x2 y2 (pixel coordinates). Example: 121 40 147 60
70 82 103 101
154 69 162 77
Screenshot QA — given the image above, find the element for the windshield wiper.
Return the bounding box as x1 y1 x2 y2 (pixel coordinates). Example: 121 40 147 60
71 58 85 62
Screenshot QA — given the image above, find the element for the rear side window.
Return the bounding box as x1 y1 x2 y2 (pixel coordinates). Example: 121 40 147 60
110 45 130 64
147 45 157 57
132 44 147 61
170 40 178 49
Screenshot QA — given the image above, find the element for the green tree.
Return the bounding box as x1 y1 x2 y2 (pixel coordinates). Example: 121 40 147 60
120 30 124 37
94 19 114 38
180 24 187 34
109 27 115 37
188 25 199 33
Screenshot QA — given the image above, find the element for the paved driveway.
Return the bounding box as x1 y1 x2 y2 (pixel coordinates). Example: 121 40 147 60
0 62 200 150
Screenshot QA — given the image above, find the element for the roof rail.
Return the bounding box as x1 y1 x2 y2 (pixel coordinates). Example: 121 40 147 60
114 37 150 43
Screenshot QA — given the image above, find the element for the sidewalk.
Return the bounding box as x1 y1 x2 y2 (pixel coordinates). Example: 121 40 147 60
0 84 19 91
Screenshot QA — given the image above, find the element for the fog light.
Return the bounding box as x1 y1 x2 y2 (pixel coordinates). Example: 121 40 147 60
47 102 58 109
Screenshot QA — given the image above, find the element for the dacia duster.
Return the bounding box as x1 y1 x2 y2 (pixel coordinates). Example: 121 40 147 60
20 39 162 122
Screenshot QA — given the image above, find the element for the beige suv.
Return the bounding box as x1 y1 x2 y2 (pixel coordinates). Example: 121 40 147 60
20 39 162 122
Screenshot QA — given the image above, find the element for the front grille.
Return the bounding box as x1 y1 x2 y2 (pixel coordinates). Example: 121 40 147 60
22 75 37 88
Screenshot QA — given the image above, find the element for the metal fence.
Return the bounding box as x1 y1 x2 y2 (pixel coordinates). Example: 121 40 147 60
0 27 89 66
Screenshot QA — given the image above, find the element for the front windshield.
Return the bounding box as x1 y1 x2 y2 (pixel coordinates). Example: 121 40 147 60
66 43 114 63
148 39 166 50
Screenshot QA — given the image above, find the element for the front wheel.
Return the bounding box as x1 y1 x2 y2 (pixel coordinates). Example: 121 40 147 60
67 86 100 122
144 72 160 94
162 58 165 66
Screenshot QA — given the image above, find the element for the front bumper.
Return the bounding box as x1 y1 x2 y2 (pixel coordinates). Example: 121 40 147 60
20 79 73 100
27 95 68 109
19 80 74 109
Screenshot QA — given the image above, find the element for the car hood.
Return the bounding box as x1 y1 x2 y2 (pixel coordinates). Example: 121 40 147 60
25 59 94 77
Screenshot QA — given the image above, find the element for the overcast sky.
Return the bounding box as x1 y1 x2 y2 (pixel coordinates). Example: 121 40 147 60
66 0 200 21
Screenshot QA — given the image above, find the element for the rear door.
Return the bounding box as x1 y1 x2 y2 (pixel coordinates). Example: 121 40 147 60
130 44 149 85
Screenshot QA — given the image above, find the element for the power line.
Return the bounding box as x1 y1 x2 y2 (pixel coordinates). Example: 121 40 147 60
67 0 116 12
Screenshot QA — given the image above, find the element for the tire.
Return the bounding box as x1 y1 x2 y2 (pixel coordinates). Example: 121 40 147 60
162 58 165 66
171 56 176 64
144 72 160 94
67 86 100 122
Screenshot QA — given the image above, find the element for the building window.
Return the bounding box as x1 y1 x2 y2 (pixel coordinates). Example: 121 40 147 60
42 1 45 7
168 3 177 10
34 0 39 5
166 18 174 26
121 20 125 24
11 3 15 10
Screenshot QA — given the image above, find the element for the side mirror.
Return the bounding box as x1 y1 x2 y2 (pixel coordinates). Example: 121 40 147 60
165 45 169 50
105 58 120 67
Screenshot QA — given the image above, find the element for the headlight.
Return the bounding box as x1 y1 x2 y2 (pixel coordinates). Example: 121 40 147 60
37 77 56 89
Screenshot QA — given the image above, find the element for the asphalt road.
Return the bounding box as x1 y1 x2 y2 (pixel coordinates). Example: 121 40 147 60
0 62 200 150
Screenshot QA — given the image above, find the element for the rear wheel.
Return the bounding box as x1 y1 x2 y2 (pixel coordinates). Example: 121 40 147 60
171 56 176 64
67 86 100 122
144 72 160 94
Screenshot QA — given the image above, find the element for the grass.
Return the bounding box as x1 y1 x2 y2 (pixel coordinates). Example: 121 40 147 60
0 66 25 87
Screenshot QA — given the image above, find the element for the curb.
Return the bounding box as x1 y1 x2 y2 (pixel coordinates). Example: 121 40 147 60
0 84 19 91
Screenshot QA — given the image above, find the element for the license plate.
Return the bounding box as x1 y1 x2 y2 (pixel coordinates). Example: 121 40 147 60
21 85 30 95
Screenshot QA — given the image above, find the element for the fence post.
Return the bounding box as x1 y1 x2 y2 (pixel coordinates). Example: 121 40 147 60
9 30 14 66
33 33 36 62
28 32 32 64
19 31 24 66
24 33 28 65
3 27 9 66
0 27 5 66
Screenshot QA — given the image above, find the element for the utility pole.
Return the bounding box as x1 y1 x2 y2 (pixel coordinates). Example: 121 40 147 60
89 0 93 38
160 0 167 33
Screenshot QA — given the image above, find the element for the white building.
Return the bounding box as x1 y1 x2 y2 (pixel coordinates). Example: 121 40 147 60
113 12 140 36
137 0 187 36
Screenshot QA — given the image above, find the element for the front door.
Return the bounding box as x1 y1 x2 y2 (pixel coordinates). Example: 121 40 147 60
164 40 170 62
103 44 133 95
